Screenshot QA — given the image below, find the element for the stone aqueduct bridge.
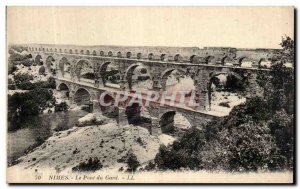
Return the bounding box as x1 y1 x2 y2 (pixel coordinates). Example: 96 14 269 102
27 44 271 135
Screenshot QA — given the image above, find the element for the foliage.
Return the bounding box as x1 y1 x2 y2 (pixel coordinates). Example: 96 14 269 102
225 74 245 92
72 157 103 172
8 88 55 130
126 151 140 172
14 76 56 90
54 102 69 112
13 73 33 86
154 127 205 170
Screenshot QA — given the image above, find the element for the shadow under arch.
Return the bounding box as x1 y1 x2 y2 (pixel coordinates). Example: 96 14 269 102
73 88 92 109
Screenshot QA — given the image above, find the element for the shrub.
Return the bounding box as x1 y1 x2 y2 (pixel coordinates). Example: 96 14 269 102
154 127 205 171
126 151 140 172
55 102 69 112
14 73 33 86
72 157 103 172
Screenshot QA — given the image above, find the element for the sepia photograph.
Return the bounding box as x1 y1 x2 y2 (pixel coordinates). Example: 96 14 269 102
6 6 295 184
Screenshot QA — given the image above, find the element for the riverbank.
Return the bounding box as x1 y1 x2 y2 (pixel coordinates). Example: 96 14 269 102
9 119 174 172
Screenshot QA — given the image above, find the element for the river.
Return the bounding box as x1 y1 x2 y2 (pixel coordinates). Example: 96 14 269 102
7 110 88 164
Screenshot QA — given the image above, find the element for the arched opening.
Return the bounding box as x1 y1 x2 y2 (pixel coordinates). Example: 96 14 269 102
148 53 154 60
239 57 252 68
75 60 94 83
137 53 142 59
75 49 78 54
69 49 73 54
86 50 90 55
34 55 43 65
108 51 113 57
161 69 195 96
74 88 92 111
161 54 168 61
59 49 62 53
100 93 118 118
93 50 97 56
126 52 132 58
190 55 201 64
205 56 214 64
174 54 183 62
58 57 70 78
99 62 120 88
125 64 152 91
57 83 70 99
100 51 105 56
125 103 152 132
64 49 67 53
190 55 196 63
117 51 122 58
39 66 46 75
46 56 55 74
208 72 245 112
258 58 271 68
159 111 192 135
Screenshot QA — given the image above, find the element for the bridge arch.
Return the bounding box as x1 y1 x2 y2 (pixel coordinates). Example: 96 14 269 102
34 54 43 65
100 51 105 56
57 82 70 99
161 54 168 61
74 88 92 107
108 51 113 57
75 59 94 82
207 71 244 110
160 68 186 91
46 56 55 73
126 52 132 58
205 56 214 64
92 50 97 56
159 111 192 134
58 57 70 78
137 52 142 59
125 63 152 90
174 54 183 62
148 53 154 60
117 51 122 58
98 62 120 87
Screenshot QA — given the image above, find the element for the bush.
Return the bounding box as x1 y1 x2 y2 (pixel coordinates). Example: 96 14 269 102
55 102 69 112
16 77 56 90
72 157 103 172
14 73 33 86
126 151 140 172
154 127 205 170
8 88 55 130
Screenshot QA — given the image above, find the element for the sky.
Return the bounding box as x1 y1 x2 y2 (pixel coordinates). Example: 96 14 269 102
7 7 294 49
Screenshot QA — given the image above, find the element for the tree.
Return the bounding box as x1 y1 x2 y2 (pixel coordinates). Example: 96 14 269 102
126 150 140 172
